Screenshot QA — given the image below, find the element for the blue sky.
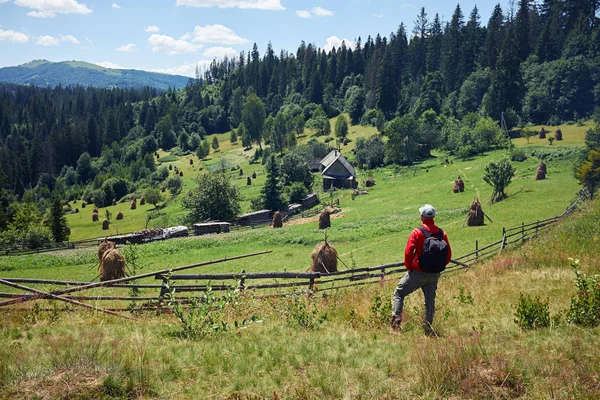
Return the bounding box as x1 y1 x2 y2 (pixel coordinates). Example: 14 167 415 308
0 0 506 77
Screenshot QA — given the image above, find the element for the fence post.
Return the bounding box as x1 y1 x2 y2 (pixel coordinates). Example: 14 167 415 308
475 240 479 261
237 269 246 291
536 220 539 235
521 222 525 243
500 227 507 252
308 276 315 293
159 276 169 300
380 268 386 284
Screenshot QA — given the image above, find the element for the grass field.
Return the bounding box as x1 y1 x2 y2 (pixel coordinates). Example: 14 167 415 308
0 120 598 399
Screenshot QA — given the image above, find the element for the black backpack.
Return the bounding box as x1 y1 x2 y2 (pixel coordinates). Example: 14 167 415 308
418 227 448 273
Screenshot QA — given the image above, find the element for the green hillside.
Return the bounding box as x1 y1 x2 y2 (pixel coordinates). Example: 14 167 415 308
0 60 189 90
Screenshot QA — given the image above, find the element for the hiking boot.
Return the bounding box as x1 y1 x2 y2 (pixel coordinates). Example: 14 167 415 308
390 315 402 333
423 322 438 337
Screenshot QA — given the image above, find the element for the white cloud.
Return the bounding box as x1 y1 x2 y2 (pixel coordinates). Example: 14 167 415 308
323 36 355 52
145 25 160 33
0 0 11 3
176 0 284 10
0 28 29 43
37 35 59 46
400 3 413 8
116 43 136 52
95 61 124 69
202 46 237 59
112 3 120 8
311 6 333 17
15 0 93 18
191 24 248 45
60 34 79 44
373 13 384 18
296 10 311 18
147 34 199 54
151 60 212 77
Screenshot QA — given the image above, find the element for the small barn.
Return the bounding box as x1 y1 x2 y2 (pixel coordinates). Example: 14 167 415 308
193 222 231 236
300 193 319 209
237 209 271 226
320 150 357 190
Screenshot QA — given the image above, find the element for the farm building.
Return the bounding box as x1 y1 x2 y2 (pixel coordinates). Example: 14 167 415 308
193 222 231 235
237 209 271 226
300 193 319 208
320 150 357 189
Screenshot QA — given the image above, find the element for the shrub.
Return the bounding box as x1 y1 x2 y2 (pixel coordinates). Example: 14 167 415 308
566 258 600 327
510 148 527 162
286 182 308 204
514 294 550 329
275 295 326 330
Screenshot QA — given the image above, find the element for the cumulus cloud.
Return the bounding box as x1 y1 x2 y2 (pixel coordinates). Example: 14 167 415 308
175 0 284 10
15 0 93 18
95 61 124 69
112 3 120 8
0 27 29 43
60 34 79 44
295 10 310 18
37 35 59 46
373 13 384 18
151 60 213 77
0 0 10 3
311 6 333 16
323 36 355 52
147 34 199 54
202 46 237 59
145 25 160 33
191 24 248 45
116 43 136 52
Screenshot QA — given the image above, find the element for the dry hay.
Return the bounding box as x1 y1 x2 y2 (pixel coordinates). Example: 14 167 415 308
140 197 146 205
112 199 116 206
97 239 116 262
247 177 252 185
64 226 71 235
130 200 136 210
467 199 485 226
310 241 338 273
179 171 183 177
365 178 375 187
252 171 257 179
239 168 244 176
272 211 283 228
169 164 172 170
74 208 79 213
453 176 465 193
538 127 546 139
99 248 126 281
535 162 547 180
555 128 563 140
102 219 110 230
116 211 124 220
81 202 86 208
318 208 331 230
343 138 349 146
92 212 99 222
190 159 193 165
93 208 98 214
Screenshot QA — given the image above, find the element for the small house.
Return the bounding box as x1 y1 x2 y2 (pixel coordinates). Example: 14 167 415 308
237 209 271 226
193 222 231 236
320 150 357 189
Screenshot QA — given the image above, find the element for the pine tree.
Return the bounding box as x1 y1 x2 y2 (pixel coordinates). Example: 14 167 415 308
516 0 532 61
442 4 465 92
262 155 285 211
483 4 505 68
49 195 68 243
426 14 443 73
241 93 266 149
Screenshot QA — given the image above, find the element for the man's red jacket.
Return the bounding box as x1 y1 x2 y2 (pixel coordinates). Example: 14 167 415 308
404 218 452 272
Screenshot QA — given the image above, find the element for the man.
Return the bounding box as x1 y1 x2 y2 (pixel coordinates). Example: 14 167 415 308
391 204 452 334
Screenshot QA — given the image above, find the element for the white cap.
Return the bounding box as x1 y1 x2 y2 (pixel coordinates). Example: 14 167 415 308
419 204 436 218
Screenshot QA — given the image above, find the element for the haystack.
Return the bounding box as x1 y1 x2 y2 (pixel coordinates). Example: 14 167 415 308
343 138 349 146
190 159 193 165
535 162 547 180
538 127 546 139
272 211 283 228
179 171 183 177
140 197 146 205
247 177 252 186
92 212 99 222
116 211 124 220
82 202 86 209
112 199 117 206
239 168 244 176
102 219 110 230
466 199 485 226
97 239 116 262
99 248 126 281
130 200 136 210
555 128 563 141
252 172 257 179
318 208 331 230
310 241 338 273
453 176 465 193
365 178 375 187
93 208 98 214
74 208 79 213
169 164 172 170
64 226 71 235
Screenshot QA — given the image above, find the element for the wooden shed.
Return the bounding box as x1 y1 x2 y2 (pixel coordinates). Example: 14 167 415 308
193 222 231 236
300 193 319 209
320 150 357 190
237 209 271 226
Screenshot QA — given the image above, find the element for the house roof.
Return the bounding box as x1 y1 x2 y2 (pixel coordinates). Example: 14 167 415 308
320 150 340 167
321 150 356 177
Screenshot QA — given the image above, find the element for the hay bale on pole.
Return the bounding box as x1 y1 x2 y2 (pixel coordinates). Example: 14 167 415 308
98 238 116 262
310 241 338 273
74 208 79 213
252 171 257 179
140 197 146 205
318 208 331 230
365 178 375 187
130 199 136 210
535 162 547 180
169 164 172 170
453 176 465 193
81 202 86 209
239 168 244 176
190 159 193 165
64 226 71 236
102 219 110 230
116 211 124 220
538 127 546 139
555 128 563 141
93 208 98 214
272 211 283 228
92 212 99 222
112 199 117 206
179 171 183 177
466 199 485 226
247 177 252 186
99 248 126 281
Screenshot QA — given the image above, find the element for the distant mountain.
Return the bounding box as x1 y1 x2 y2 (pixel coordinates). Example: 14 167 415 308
0 60 190 90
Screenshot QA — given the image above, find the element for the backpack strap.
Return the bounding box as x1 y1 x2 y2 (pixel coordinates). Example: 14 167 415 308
419 226 443 239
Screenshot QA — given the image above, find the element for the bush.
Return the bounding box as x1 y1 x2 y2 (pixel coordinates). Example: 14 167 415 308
566 258 600 327
514 294 551 329
286 182 308 204
510 148 528 162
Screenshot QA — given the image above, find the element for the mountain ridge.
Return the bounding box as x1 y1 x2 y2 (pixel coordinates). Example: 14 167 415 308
0 60 189 90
